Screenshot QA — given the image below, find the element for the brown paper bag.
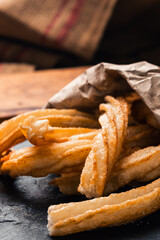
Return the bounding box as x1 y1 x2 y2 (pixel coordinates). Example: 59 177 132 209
46 61 160 124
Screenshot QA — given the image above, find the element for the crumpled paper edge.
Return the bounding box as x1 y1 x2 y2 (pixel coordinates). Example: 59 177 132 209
45 61 160 124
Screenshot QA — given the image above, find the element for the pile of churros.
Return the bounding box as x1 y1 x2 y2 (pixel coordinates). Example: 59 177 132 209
0 92 160 236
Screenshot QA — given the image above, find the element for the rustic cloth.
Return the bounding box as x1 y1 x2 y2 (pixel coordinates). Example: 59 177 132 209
0 0 117 71
0 0 160 72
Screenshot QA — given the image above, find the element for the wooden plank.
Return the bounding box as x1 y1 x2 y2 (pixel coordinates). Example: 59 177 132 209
0 66 88 119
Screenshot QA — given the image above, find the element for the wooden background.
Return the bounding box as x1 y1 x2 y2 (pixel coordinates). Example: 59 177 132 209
0 66 87 119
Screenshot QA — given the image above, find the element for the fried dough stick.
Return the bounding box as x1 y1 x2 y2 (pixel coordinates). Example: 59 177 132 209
104 145 160 195
0 140 92 178
119 124 160 159
48 178 160 236
78 96 128 198
3 123 158 180
132 100 159 129
78 131 109 198
130 123 160 148
20 111 159 147
50 173 81 195
138 165 160 183
123 91 140 125
51 145 160 196
20 116 98 145
101 96 128 158
0 109 98 155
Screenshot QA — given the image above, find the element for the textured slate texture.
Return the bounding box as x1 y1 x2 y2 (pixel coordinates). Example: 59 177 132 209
0 142 160 240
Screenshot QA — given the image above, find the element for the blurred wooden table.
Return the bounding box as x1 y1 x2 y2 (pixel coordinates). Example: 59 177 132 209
0 66 87 119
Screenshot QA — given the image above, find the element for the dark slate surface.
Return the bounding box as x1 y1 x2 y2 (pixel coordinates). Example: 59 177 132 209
0 142 160 240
